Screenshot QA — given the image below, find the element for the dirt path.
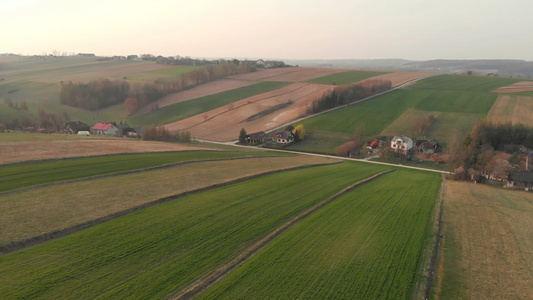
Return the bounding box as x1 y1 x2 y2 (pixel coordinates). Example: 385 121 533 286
171 169 395 299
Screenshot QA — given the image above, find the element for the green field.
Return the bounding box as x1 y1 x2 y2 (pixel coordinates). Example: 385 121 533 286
292 74 514 153
0 162 390 299
1 151 283 193
306 70 388 85
200 169 441 299
125 65 200 81
410 74 522 93
128 81 290 126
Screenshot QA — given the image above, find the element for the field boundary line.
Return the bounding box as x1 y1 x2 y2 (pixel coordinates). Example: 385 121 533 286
171 168 396 300
0 160 341 256
0 155 290 196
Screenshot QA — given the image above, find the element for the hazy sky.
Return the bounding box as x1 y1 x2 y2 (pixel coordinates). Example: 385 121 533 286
2 0 532 60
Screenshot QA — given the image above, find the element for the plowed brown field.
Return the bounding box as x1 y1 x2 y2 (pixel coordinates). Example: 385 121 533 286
1 139 210 164
165 82 333 141
437 181 533 299
493 81 533 93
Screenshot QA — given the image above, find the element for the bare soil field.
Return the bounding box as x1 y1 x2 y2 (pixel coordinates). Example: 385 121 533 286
486 94 533 126
0 139 210 164
226 67 348 82
136 79 256 114
165 83 333 141
0 156 338 248
436 180 533 299
492 81 533 93
360 71 436 87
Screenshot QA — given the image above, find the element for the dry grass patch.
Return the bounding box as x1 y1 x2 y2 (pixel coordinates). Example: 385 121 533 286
0 139 212 164
486 94 533 126
166 83 333 141
436 180 533 299
226 67 349 82
492 81 533 93
0 155 338 248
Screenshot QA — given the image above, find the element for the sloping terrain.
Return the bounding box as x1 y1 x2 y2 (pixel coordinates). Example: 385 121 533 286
492 81 533 93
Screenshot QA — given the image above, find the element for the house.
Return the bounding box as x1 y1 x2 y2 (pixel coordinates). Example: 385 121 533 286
507 171 533 191
245 131 266 145
64 121 90 134
116 122 135 137
415 138 441 154
391 136 413 154
482 153 512 181
274 130 294 144
92 122 119 135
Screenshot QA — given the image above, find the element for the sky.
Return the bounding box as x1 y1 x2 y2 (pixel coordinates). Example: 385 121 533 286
1 0 532 61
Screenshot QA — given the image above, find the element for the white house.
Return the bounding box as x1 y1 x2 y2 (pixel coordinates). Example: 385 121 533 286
274 131 294 144
391 136 413 154
92 122 119 135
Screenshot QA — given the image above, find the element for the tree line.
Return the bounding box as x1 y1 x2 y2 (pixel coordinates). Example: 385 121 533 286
60 59 262 114
141 125 191 143
456 120 533 170
307 79 392 114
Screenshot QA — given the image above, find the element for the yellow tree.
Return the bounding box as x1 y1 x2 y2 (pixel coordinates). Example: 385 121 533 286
292 124 306 141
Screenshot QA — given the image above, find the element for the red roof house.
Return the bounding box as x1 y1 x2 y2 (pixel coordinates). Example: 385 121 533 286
92 122 119 135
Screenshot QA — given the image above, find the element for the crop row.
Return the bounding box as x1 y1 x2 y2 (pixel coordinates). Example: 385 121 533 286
0 150 283 193
0 161 390 299
200 169 441 299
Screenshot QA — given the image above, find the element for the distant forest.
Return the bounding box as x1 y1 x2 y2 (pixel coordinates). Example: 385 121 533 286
59 58 288 114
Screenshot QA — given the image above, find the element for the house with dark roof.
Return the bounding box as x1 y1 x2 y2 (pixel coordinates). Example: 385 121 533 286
64 121 90 134
273 130 294 144
415 138 441 154
92 122 119 135
245 131 266 145
507 171 533 191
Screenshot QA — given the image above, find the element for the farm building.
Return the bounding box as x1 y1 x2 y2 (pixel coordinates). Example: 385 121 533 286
64 121 90 134
274 131 295 144
507 171 533 191
246 131 266 145
92 122 119 135
482 152 512 181
415 138 441 154
391 136 413 154
116 122 136 137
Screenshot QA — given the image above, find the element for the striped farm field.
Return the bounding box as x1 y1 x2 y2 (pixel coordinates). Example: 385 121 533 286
0 162 390 299
129 81 290 126
0 155 337 249
306 70 389 85
0 150 285 193
200 169 441 299
485 94 533 127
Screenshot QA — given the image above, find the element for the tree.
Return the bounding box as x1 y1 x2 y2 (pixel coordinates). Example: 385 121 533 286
239 128 247 144
292 124 306 141
20 101 28 111
124 98 139 115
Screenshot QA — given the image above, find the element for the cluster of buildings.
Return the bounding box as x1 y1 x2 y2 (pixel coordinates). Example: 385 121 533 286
64 121 138 138
390 135 441 155
244 130 295 145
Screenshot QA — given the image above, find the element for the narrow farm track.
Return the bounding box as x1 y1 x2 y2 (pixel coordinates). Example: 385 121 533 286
172 169 395 300
0 160 341 255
